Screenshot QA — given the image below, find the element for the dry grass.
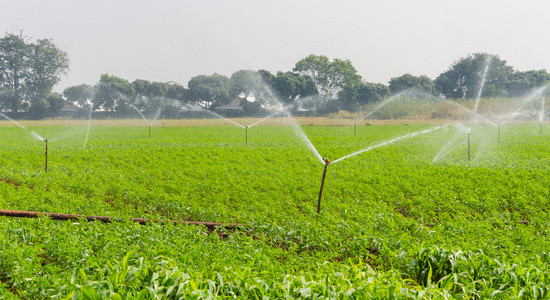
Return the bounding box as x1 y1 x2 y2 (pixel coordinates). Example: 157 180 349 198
0 117 463 128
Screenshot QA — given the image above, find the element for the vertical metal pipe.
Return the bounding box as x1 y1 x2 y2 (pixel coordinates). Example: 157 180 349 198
45 139 48 173
317 158 330 214
498 125 501 143
245 126 248 146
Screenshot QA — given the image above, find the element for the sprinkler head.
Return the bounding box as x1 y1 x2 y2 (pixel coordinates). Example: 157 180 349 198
324 158 330 165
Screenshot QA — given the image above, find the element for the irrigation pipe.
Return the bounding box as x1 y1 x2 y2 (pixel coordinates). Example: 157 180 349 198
0 209 242 230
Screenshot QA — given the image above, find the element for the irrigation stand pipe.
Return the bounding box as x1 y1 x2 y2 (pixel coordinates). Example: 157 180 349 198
245 126 248 146
354 122 357 137
317 158 330 214
498 125 501 143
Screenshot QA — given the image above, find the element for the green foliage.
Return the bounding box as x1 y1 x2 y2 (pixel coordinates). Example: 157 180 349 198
0 123 549 297
435 53 513 99
187 73 231 109
338 82 390 112
63 84 95 107
389 73 435 95
294 54 362 112
270 71 317 105
0 33 69 112
93 74 135 112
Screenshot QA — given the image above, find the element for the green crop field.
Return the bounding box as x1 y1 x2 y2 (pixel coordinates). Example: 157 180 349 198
0 121 549 298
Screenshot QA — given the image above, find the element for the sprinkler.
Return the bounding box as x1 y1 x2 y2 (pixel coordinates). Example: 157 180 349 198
498 124 501 143
45 139 48 173
354 122 357 137
467 128 471 161
245 126 248 146
317 158 330 214
541 122 543 135
149 123 151 138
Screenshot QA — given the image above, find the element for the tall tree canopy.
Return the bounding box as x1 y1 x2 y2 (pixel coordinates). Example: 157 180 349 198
270 71 317 106
187 73 231 109
434 53 513 99
293 54 361 112
93 74 135 111
338 82 390 112
506 70 550 97
389 74 435 95
0 33 69 112
63 84 94 107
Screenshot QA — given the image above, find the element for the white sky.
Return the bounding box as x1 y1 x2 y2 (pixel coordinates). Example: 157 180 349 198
2 0 549 92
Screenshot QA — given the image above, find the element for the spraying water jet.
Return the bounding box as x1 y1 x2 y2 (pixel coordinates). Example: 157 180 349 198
474 55 492 112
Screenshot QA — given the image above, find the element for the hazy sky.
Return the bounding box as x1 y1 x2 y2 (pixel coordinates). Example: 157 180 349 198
2 0 550 92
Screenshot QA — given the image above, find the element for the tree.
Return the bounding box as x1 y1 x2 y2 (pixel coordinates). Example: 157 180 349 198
271 71 317 106
166 83 186 101
93 74 135 111
28 92 64 119
506 70 550 97
25 39 70 102
434 53 513 99
293 54 361 112
0 33 29 109
63 84 94 107
338 82 390 112
389 73 435 95
230 70 279 109
187 73 231 109
0 33 69 113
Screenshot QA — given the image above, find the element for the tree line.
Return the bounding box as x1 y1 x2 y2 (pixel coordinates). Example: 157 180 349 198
1 33 549 119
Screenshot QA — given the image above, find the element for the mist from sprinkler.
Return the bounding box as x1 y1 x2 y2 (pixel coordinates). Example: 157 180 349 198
184 103 285 145
0 113 27 129
352 91 409 136
310 124 449 213
474 55 493 112
83 105 93 149
130 105 162 138
431 124 468 163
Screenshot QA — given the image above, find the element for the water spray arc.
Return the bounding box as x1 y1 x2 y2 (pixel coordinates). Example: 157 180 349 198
83 107 92 149
130 105 162 138
308 125 448 213
353 91 407 136
183 104 283 145
474 55 492 112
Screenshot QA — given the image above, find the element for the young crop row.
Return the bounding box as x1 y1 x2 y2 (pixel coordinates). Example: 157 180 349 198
0 123 549 297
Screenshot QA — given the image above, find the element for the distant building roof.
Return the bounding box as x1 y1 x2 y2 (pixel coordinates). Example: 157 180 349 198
215 97 243 111
61 101 80 112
